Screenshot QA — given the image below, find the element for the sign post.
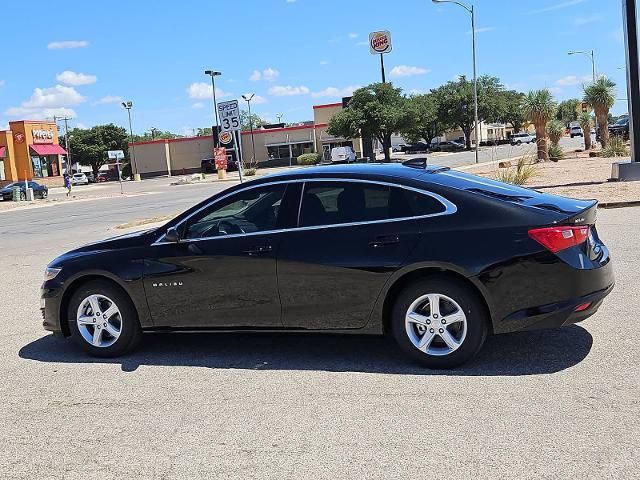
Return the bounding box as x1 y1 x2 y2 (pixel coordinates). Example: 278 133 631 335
369 31 392 83
108 150 125 194
217 100 243 182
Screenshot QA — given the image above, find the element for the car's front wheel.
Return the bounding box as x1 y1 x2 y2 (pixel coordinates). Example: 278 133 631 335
391 278 488 369
67 280 142 357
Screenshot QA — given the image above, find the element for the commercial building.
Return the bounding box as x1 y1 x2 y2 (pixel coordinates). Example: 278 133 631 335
0 120 67 186
130 102 364 178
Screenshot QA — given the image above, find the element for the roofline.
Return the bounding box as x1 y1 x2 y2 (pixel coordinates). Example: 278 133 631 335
9 120 56 125
313 102 342 110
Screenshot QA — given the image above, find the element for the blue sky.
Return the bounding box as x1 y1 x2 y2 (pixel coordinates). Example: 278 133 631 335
0 0 629 135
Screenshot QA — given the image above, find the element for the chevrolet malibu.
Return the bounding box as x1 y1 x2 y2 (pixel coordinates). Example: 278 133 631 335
41 163 614 368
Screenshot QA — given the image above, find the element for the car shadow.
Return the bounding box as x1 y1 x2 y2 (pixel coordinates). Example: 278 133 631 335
19 325 593 376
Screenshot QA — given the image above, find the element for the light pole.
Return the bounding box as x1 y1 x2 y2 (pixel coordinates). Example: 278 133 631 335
568 50 598 136
150 127 159 140
242 93 257 167
432 0 479 163
204 70 222 147
276 113 283 124
121 101 139 181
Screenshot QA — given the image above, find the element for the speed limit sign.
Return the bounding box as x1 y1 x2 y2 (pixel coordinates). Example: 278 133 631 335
218 100 241 132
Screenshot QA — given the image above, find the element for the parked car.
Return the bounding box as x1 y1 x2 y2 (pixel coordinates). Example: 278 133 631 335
392 144 406 152
41 163 613 368
432 141 465 152
201 157 239 173
71 173 89 185
0 181 48 201
401 142 430 153
570 126 583 138
330 146 357 163
96 172 109 182
85 172 96 183
608 117 629 139
510 132 536 145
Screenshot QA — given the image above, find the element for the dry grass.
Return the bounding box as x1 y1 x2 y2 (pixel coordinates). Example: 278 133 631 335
494 155 540 185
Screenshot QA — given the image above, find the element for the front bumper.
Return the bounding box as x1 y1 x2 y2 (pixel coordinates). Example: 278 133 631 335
40 283 65 335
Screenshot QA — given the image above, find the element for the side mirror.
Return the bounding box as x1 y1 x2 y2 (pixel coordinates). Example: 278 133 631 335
165 226 181 243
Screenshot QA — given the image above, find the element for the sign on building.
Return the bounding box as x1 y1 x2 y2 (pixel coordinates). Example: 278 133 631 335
369 31 392 55
107 150 125 160
217 100 241 132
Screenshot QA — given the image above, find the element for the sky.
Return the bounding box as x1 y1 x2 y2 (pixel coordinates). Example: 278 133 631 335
0 0 631 136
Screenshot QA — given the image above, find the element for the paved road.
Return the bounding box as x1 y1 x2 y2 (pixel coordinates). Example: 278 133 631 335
0 173 638 479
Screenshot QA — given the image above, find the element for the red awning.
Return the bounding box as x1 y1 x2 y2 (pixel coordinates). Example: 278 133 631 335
30 144 67 155
0 146 6 158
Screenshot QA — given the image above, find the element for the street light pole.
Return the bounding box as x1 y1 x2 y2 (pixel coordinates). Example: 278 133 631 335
204 70 222 147
433 0 479 163
121 101 139 180
276 113 283 125
568 50 598 135
242 94 257 167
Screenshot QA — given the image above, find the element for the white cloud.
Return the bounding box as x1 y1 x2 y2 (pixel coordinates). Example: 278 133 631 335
250 95 268 104
286 0 296 3
192 102 204 109
356 41 368 46
390 65 430 77
75 122 88 130
348 33 358 38
612 27 624 43
555 75 591 86
268 85 310 96
92 95 123 105
311 86 360 98
5 85 86 118
56 70 97 86
549 87 563 95
47 40 89 50
250 67 279 82
468 27 495 34
528 0 585 14
409 89 424 95
186 82 232 99
319 60 329 65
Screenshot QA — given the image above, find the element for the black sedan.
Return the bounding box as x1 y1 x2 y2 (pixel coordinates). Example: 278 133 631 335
41 163 614 368
1 181 48 201
401 142 430 153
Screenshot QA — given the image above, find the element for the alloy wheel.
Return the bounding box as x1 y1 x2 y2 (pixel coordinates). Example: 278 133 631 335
76 294 122 347
404 293 467 356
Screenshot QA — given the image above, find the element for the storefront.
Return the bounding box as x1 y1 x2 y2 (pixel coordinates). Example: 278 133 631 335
0 121 66 186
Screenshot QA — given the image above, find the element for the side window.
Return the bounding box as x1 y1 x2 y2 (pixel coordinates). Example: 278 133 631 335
401 189 447 216
184 184 287 239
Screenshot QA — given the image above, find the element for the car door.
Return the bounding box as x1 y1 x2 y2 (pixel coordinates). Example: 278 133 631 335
277 180 425 330
143 182 298 328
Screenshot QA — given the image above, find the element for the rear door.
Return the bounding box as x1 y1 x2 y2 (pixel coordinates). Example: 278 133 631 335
277 180 442 329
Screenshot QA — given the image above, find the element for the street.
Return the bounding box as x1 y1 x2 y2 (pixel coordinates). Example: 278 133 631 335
0 179 638 479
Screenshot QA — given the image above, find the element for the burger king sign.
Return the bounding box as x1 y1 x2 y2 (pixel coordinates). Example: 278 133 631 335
369 31 392 55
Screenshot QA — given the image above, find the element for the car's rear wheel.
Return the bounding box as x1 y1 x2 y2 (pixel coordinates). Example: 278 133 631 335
20 191 26 201
67 280 142 357
40 190 48 199
391 278 488 368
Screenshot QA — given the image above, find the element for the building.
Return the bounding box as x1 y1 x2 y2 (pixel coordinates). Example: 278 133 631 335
130 102 364 178
0 120 67 186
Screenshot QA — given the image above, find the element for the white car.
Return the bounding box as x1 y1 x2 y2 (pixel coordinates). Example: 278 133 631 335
570 126 583 138
71 173 89 185
330 146 356 163
510 132 536 145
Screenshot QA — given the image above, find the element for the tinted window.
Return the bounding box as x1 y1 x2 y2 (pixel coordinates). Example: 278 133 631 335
184 184 286 239
299 182 445 227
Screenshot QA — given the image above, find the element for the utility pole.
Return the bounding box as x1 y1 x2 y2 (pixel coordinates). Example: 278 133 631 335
55 115 73 173
242 94 257 167
204 70 222 147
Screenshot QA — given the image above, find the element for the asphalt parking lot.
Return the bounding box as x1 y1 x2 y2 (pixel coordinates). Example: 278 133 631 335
0 188 638 479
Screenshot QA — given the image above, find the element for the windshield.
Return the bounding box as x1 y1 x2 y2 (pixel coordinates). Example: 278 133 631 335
615 118 628 125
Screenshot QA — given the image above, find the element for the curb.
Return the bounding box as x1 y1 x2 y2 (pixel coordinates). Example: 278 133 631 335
598 200 640 209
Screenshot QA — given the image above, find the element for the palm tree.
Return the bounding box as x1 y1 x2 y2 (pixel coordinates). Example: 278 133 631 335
578 112 593 150
584 77 616 148
547 119 565 146
523 89 557 161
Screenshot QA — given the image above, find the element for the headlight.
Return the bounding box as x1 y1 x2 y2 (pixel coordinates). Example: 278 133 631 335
44 267 62 281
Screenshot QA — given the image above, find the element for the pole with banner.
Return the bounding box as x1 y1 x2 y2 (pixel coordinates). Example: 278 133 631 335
217 99 243 183
108 150 125 194
369 31 392 83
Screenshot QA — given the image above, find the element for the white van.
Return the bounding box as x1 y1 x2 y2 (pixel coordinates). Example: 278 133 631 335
330 146 356 163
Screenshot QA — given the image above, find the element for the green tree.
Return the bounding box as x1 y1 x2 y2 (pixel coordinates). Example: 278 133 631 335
556 99 580 126
402 93 451 144
578 112 593 150
584 77 616 147
522 89 557 161
133 129 182 142
327 82 413 161
240 110 268 131
433 75 505 150
547 119 565 146
498 90 526 133
70 124 129 175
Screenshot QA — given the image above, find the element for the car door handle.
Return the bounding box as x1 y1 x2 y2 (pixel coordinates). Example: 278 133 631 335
243 245 273 256
369 235 400 247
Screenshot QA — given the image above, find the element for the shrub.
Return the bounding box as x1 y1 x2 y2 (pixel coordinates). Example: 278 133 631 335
547 120 565 146
601 135 629 157
243 168 257 176
495 156 539 186
297 153 320 165
548 143 564 162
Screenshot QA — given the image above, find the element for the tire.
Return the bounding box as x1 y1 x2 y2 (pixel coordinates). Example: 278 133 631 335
390 277 488 369
516 140 522 146
20 191 26 201
67 280 142 357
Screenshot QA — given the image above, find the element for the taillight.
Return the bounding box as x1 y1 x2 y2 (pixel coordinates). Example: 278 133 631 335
528 226 590 253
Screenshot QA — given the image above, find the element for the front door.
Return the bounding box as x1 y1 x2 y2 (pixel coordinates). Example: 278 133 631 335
144 183 292 328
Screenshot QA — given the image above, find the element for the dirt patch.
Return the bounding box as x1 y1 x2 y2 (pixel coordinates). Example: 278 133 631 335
115 214 176 230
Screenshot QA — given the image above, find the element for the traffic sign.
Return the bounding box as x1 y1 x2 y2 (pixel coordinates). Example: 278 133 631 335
218 100 241 132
